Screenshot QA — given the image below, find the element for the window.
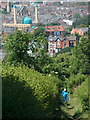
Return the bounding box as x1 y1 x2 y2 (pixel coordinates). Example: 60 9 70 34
57 31 60 36
64 43 66 47
57 45 60 48
54 31 60 36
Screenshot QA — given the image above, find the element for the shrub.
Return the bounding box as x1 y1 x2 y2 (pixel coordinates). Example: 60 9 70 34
76 79 89 111
67 73 87 94
2 63 60 118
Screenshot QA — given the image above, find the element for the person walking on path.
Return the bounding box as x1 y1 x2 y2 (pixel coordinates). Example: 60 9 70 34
62 88 69 103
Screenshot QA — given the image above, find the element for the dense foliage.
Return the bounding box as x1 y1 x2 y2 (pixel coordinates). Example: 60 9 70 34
76 79 89 111
67 73 87 94
3 30 32 66
73 15 89 27
2 26 89 119
2 63 61 118
71 37 90 74
57 47 72 54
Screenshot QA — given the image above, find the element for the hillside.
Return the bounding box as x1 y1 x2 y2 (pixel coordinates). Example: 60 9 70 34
62 78 89 119
2 29 90 119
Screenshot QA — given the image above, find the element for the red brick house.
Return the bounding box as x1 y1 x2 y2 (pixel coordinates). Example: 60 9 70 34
48 36 76 56
66 36 76 47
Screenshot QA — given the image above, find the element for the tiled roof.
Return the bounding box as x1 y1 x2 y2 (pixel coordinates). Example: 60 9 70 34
48 36 63 41
71 28 88 36
79 27 88 33
66 36 76 41
46 25 65 32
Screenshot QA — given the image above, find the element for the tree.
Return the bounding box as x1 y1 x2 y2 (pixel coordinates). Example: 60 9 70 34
2 63 60 118
73 15 89 28
34 27 48 38
3 29 49 71
36 23 45 27
75 33 81 45
47 22 61 26
74 13 81 20
3 30 33 66
71 36 90 74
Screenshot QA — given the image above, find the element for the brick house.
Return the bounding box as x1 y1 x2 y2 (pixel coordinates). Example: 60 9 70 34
48 36 76 55
71 27 88 36
45 25 76 55
66 36 76 47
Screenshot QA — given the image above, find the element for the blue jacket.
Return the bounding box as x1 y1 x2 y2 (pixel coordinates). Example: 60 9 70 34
62 91 69 102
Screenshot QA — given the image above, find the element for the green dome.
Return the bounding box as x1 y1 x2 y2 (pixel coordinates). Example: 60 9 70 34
22 17 32 24
13 5 16 8
35 4 38 7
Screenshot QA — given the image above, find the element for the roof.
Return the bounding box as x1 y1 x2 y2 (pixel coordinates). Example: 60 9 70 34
46 25 65 32
66 36 76 41
48 36 63 42
71 27 88 36
79 27 88 33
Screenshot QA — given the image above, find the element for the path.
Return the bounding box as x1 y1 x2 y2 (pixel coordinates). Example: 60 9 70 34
61 85 83 119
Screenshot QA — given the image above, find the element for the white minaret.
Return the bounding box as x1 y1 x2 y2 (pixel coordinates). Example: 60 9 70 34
35 5 38 23
7 0 11 13
13 5 17 24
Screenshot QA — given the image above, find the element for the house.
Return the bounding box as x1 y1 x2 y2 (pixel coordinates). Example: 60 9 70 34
63 19 74 26
48 36 76 56
71 27 88 36
48 36 62 54
45 25 65 37
66 36 76 47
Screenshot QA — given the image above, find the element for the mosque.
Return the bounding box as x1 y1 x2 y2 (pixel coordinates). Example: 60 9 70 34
2 4 38 31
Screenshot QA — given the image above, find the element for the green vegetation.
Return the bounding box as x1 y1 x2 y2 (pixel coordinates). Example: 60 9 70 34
2 27 89 119
2 63 60 118
76 79 89 111
73 15 89 27
71 37 90 74
36 23 45 27
46 22 61 26
36 22 61 27
57 47 72 54
3 31 32 66
67 73 87 94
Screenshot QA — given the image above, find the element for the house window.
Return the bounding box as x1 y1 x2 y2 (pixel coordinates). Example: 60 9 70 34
54 31 60 36
64 43 66 47
57 45 60 48
54 32 57 36
57 31 60 36
50 44 52 46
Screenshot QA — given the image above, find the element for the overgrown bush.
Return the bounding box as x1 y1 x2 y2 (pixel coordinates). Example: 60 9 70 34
67 73 87 94
2 63 60 118
76 79 89 111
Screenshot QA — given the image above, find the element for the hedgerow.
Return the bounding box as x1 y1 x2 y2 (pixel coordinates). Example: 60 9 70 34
76 78 89 111
2 63 60 118
67 73 87 94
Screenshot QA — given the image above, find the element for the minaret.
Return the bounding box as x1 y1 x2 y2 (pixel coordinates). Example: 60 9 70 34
7 0 11 13
13 5 17 24
35 5 38 23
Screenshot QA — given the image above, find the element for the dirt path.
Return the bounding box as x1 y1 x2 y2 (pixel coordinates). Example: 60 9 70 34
61 86 83 118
